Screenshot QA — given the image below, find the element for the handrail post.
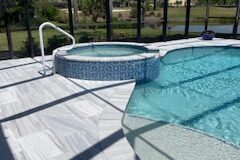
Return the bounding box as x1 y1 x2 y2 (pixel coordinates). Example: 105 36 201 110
39 22 75 76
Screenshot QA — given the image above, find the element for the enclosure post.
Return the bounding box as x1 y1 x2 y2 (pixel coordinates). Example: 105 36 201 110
137 0 142 42
67 0 74 36
185 0 191 38
3 0 13 58
204 0 210 31
106 0 112 41
162 0 168 41
153 0 157 10
233 0 240 38
24 0 34 57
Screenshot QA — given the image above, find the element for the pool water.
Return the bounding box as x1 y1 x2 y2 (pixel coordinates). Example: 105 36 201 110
127 46 240 147
68 45 148 57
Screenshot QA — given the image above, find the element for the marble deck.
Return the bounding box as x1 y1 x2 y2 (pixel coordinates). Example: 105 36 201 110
0 56 137 160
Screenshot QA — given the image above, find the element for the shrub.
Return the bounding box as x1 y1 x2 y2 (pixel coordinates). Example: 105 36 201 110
145 0 152 11
32 16 48 26
22 37 40 56
41 6 59 21
93 30 106 42
47 35 70 53
130 3 137 18
56 11 69 23
113 32 131 39
112 22 136 29
8 6 24 24
156 12 162 17
78 32 93 43
144 16 162 28
112 17 119 22
149 11 155 16
118 13 123 18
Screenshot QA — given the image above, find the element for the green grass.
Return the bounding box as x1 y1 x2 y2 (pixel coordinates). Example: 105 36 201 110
0 28 165 52
113 7 236 19
0 29 63 52
0 7 237 53
168 7 236 18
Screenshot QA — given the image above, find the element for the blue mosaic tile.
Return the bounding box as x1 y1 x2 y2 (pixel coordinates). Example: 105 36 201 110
55 55 160 82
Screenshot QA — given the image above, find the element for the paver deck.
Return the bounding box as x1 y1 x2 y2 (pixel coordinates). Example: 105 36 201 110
1 38 240 160
0 56 136 160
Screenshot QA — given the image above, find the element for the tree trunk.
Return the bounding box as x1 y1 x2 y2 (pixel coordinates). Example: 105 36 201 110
142 0 145 27
73 0 79 25
92 14 98 23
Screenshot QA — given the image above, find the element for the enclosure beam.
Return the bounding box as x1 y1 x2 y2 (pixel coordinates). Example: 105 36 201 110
204 0 210 31
24 0 34 57
233 0 240 38
67 0 74 36
185 0 191 38
137 0 142 42
106 0 112 41
162 0 168 41
3 0 13 58
153 0 157 10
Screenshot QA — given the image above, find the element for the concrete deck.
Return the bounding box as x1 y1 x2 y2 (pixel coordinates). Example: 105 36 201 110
0 56 137 160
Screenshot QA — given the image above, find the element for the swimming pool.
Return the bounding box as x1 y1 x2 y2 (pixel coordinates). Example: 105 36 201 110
127 46 240 147
54 42 160 81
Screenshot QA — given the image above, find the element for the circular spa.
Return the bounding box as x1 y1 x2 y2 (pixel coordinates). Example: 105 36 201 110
54 42 160 82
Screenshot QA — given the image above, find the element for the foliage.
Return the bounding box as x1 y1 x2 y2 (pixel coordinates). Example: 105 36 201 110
23 37 40 56
8 0 37 24
77 30 106 42
144 16 161 28
47 35 70 53
130 0 152 18
41 6 59 21
145 0 152 11
32 16 48 26
78 0 105 22
78 32 92 43
130 2 137 18
56 11 69 23
93 30 106 41
8 6 24 24
175 0 182 7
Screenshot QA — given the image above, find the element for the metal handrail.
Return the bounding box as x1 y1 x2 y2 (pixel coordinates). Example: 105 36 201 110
39 22 75 75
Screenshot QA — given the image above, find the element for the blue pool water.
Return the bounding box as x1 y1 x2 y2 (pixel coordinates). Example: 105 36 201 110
68 45 148 57
127 46 240 146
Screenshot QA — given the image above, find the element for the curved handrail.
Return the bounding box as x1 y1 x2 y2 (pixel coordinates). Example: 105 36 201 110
39 22 75 75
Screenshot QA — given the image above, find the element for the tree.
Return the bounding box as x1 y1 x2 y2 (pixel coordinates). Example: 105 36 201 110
7 0 38 24
73 0 79 25
78 0 105 23
175 0 182 7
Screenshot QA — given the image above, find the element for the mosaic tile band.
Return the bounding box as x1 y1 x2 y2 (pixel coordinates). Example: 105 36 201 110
55 56 160 82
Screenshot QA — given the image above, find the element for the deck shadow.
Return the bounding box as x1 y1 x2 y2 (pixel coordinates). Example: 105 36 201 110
0 125 15 160
0 80 133 123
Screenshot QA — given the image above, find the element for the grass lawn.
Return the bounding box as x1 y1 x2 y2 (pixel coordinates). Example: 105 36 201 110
112 7 236 19
168 7 236 18
0 28 165 52
0 7 237 54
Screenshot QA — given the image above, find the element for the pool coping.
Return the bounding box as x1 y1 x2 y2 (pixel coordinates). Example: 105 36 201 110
53 42 161 62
